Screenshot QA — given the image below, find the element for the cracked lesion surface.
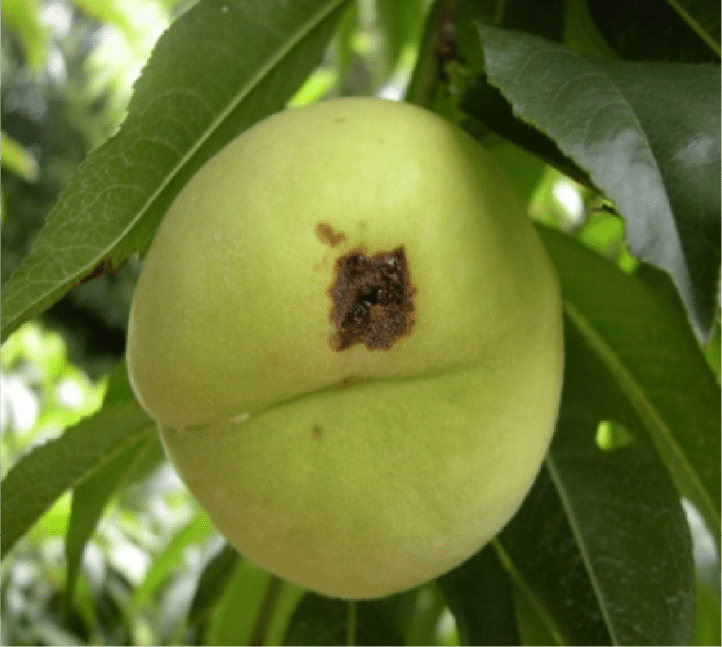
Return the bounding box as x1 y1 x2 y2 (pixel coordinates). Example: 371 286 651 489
328 247 416 351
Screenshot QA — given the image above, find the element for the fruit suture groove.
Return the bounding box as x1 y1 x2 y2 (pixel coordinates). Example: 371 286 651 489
328 247 416 351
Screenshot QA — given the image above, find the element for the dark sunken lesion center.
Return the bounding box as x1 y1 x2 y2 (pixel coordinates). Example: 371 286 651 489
328 247 416 351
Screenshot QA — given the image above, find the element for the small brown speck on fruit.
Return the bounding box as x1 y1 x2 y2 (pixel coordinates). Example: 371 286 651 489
316 223 347 247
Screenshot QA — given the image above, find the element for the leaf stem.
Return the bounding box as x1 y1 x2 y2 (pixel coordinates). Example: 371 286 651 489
346 600 357 646
405 0 454 107
249 575 283 646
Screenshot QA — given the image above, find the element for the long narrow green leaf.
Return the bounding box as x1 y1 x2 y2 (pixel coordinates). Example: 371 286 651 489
668 0 721 53
64 359 168 613
64 435 158 615
499 308 696 644
1 0 350 341
498 464 611 645
586 0 720 58
555 316 695 644
187 542 241 628
375 0 425 72
496 226 711 643
282 594 404 646
539 226 720 541
1 402 155 557
260 580 308 646
478 25 720 337
1 131 40 181
438 543 520 645
383 585 449 646
1 0 48 71
207 561 275 645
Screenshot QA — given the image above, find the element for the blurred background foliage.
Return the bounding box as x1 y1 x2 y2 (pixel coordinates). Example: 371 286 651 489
1 0 719 645
2 0 179 378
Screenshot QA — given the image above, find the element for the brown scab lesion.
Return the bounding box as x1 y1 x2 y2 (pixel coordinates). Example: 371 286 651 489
312 424 324 439
328 246 416 351
315 222 346 247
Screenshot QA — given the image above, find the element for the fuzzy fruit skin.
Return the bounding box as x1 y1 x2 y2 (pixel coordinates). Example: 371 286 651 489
126 97 564 599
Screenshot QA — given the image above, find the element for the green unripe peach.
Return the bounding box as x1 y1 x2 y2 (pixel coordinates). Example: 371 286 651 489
126 97 563 599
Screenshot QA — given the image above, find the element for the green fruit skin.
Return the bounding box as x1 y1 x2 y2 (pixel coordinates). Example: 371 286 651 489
126 97 564 599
